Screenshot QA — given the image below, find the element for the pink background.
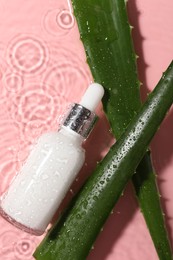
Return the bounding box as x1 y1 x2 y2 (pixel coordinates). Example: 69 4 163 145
0 0 173 259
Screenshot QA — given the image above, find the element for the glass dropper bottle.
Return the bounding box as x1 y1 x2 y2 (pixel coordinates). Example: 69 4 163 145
0 83 104 235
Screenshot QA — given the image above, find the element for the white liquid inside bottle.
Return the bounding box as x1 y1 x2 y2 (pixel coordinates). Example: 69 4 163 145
0 83 104 235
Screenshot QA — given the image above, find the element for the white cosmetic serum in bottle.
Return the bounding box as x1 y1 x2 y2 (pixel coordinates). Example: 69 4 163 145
0 83 104 235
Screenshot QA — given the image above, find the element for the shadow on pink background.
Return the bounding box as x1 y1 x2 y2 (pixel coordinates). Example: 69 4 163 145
0 0 172 259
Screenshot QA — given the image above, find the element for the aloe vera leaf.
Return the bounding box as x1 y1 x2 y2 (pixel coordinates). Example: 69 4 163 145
34 62 173 260
71 0 172 258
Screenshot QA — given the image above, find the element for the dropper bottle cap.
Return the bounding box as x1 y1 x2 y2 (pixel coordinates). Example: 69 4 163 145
62 83 104 138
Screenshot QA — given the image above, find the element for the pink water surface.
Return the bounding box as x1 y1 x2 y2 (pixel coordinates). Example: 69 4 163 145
0 0 173 259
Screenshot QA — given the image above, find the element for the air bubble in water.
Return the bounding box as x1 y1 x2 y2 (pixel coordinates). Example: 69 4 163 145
56 10 75 30
42 9 75 37
14 237 36 260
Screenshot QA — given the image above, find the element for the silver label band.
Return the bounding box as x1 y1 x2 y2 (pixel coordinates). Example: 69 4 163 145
62 103 97 138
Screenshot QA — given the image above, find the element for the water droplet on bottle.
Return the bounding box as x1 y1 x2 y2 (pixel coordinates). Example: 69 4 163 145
42 174 48 180
57 158 68 164
14 211 22 216
26 200 31 206
55 171 60 177
20 180 25 186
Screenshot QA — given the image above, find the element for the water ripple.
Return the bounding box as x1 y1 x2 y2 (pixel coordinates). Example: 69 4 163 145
0 102 22 194
0 159 21 195
14 236 36 260
0 226 37 260
0 56 8 96
6 34 49 76
42 46 92 101
3 72 24 93
0 229 19 259
8 82 69 143
42 8 75 37
0 69 3 80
